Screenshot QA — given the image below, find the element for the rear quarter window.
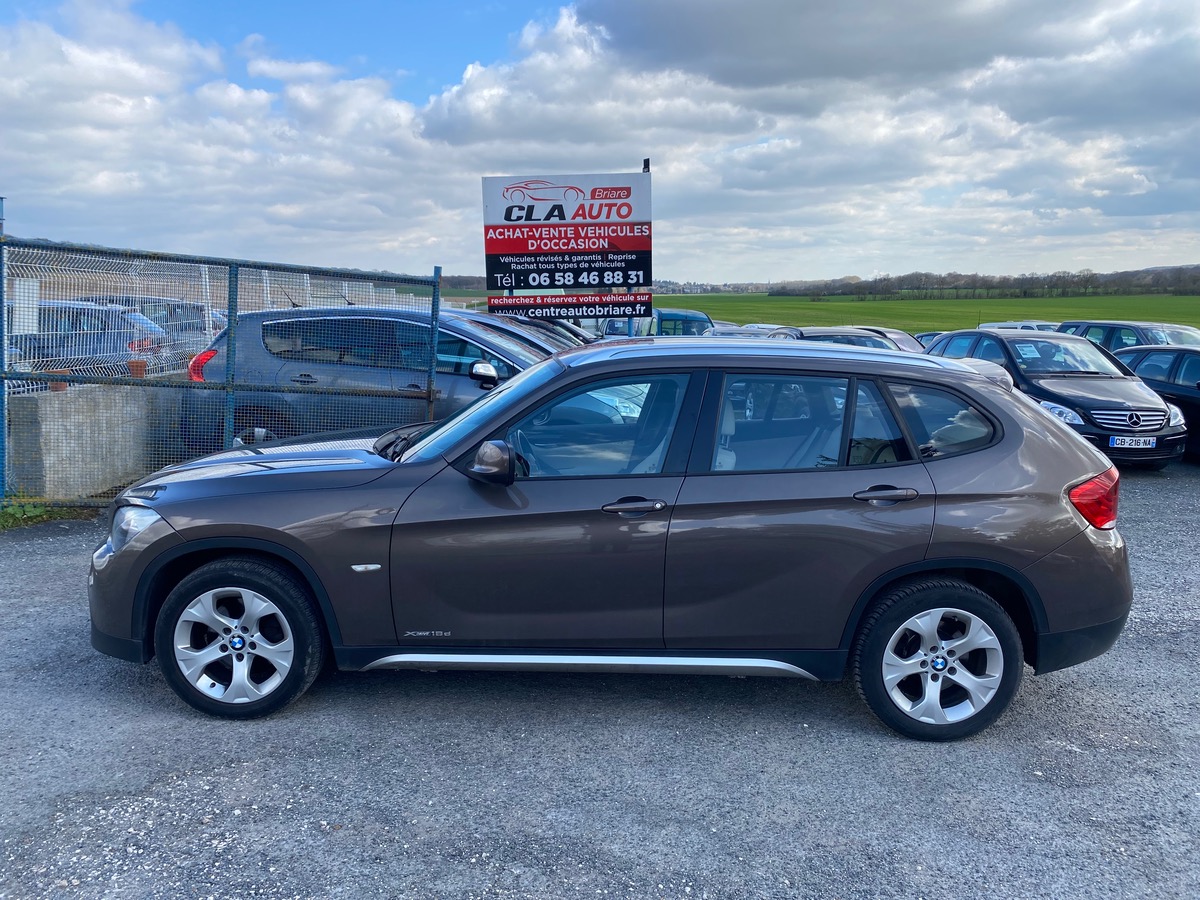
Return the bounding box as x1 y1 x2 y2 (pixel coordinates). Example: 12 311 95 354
887 382 996 459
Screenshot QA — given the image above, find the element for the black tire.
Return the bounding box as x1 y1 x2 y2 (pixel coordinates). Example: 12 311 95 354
154 557 325 719
852 577 1022 741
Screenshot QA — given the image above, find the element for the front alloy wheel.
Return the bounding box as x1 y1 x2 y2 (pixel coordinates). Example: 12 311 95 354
155 558 324 718
854 578 1022 740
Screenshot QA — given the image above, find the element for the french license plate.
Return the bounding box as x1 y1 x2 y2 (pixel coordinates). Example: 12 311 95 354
1110 436 1156 448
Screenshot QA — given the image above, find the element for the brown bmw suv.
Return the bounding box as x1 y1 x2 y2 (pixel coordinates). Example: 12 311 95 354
90 338 1131 740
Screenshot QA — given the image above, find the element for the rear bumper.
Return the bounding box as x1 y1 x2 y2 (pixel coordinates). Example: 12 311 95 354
1034 611 1128 674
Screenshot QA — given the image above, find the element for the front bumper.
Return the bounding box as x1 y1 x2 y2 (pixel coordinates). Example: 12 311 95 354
1076 428 1186 464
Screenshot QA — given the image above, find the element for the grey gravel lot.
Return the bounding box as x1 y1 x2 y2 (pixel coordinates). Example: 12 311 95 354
1 463 1198 900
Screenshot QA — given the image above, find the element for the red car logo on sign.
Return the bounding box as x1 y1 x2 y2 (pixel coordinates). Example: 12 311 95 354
502 180 585 203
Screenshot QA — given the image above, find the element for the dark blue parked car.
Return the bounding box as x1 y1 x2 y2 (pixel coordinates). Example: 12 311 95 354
180 306 547 451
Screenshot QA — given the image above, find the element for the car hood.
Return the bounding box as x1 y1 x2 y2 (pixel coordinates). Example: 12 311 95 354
124 436 396 500
1027 376 1166 410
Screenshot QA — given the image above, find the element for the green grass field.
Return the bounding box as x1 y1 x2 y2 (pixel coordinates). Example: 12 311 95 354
439 293 1200 334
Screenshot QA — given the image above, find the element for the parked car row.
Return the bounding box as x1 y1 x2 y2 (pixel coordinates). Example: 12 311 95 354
5 296 226 382
685 317 1200 466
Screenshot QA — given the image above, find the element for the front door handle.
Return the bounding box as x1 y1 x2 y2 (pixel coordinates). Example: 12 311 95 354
290 374 318 385
601 498 668 517
852 486 919 506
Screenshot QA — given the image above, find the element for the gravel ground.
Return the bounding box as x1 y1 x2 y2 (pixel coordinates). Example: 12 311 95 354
1 462 1197 899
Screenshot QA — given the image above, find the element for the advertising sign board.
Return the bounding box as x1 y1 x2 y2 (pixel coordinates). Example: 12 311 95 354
483 172 652 318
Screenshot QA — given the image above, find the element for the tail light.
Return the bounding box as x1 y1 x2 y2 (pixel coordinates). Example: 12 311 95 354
128 337 155 352
188 349 218 382
1068 466 1119 530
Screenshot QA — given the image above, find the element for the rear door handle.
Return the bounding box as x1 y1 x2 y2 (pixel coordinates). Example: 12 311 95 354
290 374 318 385
852 486 919 506
601 498 668 517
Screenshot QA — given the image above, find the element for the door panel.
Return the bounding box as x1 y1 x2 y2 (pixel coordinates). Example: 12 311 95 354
390 471 683 647
664 465 936 650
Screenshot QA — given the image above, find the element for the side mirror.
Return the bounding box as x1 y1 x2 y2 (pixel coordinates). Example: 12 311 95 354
466 439 516 485
469 360 500 388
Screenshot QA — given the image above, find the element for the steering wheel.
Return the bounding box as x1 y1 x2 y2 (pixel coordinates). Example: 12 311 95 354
513 428 561 478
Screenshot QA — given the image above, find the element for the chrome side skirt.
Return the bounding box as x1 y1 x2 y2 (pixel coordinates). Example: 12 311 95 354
361 653 817 680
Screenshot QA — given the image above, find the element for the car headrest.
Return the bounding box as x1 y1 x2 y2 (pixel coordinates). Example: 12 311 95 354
721 398 736 436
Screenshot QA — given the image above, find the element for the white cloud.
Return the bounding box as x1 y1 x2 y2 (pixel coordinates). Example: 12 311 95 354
0 0 1197 282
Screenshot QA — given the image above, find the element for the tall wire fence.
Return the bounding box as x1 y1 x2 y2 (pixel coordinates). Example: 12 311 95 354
1 237 441 505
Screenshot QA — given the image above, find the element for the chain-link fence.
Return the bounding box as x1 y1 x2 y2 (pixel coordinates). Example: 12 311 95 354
1 237 441 505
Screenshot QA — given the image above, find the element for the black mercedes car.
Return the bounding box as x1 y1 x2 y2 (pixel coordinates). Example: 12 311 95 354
925 329 1186 468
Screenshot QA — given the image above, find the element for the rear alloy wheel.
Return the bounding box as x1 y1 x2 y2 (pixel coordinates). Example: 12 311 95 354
853 578 1022 741
155 558 325 718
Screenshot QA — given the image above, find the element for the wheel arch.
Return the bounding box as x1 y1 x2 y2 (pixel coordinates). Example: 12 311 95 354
132 538 343 662
839 559 1048 672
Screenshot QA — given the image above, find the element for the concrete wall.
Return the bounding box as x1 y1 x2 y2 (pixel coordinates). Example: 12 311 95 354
7 382 187 501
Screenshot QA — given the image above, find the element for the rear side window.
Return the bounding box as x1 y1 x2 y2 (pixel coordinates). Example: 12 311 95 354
848 382 913 466
263 318 423 368
715 374 847 471
887 383 995 459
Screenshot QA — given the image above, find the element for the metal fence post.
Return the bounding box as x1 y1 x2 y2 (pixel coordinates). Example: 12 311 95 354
427 265 442 421
0 226 7 503
222 265 239 448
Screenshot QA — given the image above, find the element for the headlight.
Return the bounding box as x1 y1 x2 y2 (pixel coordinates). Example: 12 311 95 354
111 506 162 553
1039 401 1085 425
1168 403 1186 427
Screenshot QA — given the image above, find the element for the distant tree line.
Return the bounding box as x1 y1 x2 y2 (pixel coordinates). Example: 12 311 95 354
767 265 1200 299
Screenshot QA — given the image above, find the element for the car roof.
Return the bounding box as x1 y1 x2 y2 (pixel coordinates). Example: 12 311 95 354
239 305 434 321
1061 319 1199 329
1114 344 1200 354
7 298 137 311
552 335 994 376
944 327 1093 343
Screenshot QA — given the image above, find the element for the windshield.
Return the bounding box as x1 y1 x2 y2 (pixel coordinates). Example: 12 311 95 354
1010 337 1124 375
453 321 542 367
402 358 565 463
1148 326 1200 347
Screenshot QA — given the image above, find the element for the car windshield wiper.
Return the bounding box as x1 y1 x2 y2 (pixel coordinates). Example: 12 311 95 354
372 423 432 460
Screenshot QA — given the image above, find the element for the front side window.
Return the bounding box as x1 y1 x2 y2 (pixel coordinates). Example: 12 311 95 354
1176 355 1200 387
1113 328 1140 349
1129 351 1177 382
888 383 995 459
504 374 688 478
436 333 517 378
975 336 1007 365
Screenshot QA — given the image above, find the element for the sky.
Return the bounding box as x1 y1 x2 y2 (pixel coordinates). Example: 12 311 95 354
1 0 1198 283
